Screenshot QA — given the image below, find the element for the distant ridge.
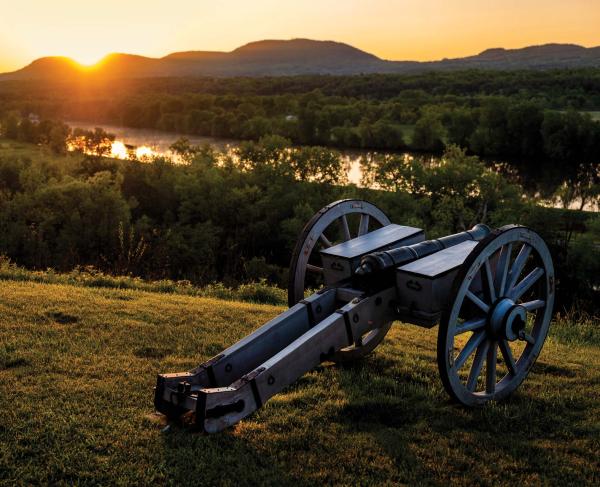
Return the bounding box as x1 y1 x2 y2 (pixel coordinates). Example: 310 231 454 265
2 38 600 80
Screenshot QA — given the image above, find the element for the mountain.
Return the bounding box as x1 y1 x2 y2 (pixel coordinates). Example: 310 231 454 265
2 39 600 80
159 39 388 76
435 43 600 69
7 56 83 80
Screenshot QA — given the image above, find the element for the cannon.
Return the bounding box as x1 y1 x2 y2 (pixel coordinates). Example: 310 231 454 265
155 199 555 432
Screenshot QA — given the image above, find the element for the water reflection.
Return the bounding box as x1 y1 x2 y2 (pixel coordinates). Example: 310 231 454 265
67 120 367 184
65 120 597 211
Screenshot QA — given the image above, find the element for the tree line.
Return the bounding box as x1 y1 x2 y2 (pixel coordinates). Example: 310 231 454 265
0 120 597 311
1 70 598 198
2 97 599 208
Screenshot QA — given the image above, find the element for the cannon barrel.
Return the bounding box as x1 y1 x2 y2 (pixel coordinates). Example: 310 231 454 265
355 224 490 276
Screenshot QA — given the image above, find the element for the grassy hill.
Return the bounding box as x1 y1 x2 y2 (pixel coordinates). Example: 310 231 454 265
0 278 598 485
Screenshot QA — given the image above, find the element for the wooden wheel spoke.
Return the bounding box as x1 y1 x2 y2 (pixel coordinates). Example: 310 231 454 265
319 233 333 248
467 340 489 391
499 339 517 376
522 299 545 311
483 259 496 303
454 330 487 370
455 317 486 335
485 342 497 394
519 331 536 345
506 244 532 293
358 214 370 236
509 267 544 301
466 290 490 313
306 264 324 274
495 243 512 296
339 215 351 241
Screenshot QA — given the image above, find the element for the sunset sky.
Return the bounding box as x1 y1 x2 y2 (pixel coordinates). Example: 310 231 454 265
1 0 599 72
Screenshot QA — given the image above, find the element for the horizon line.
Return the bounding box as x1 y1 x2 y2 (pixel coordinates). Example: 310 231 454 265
5 38 600 73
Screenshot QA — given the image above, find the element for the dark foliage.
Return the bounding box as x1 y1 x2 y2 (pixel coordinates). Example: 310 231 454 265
0 124 596 311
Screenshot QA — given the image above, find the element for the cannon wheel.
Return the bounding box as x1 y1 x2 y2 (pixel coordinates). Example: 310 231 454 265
288 199 393 362
437 225 555 406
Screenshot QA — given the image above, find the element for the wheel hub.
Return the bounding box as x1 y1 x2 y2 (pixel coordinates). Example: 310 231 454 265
488 298 526 341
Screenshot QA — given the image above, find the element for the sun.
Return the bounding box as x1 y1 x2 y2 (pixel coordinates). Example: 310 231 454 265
70 51 107 67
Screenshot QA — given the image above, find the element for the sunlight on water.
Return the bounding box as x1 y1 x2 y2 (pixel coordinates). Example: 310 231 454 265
345 155 363 184
110 141 128 159
66 120 365 184
64 121 597 211
135 146 154 160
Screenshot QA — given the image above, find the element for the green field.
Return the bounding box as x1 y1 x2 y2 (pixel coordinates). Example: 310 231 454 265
586 111 600 121
1 279 599 486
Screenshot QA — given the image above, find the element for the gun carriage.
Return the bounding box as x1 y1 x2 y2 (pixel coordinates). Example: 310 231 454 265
155 199 555 432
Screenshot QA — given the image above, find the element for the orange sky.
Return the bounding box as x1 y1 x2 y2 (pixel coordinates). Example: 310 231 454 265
1 0 599 72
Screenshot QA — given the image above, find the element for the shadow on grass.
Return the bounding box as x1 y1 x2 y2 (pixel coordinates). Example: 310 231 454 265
332 352 596 484
155 342 596 485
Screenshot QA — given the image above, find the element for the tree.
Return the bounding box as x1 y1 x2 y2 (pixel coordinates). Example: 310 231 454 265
17 117 36 143
48 122 71 154
211 112 236 138
411 109 446 152
241 116 272 140
365 145 524 235
468 98 512 156
445 108 477 148
291 146 347 184
1 172 130 269
506 102 543 159
1 113 19 139
185 109 214 134
541 110 597 186
70 127 115 157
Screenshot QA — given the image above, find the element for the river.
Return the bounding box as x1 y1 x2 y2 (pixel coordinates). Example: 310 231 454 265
65 120 597 211
66 120 366 185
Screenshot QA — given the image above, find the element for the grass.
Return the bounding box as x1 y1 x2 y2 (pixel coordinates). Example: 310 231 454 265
0 256 287 306
0 279 599 486
585 111 600 121
0 138 81 165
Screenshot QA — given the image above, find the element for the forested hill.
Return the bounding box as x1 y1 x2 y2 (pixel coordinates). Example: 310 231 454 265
2 39 600 80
